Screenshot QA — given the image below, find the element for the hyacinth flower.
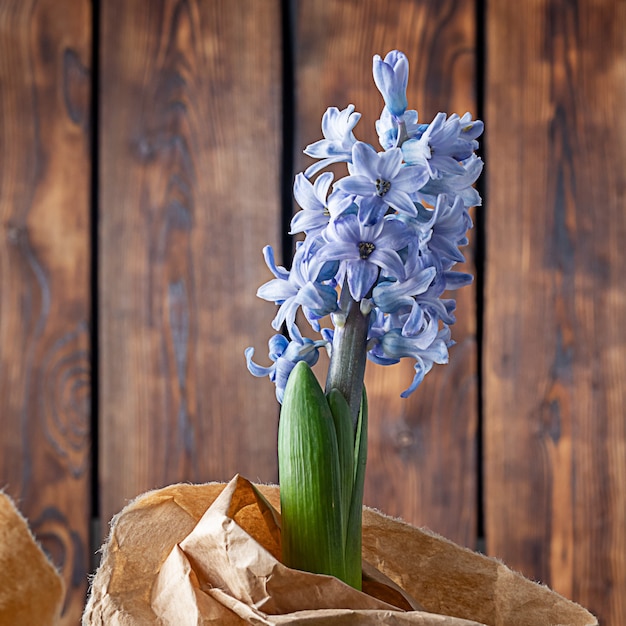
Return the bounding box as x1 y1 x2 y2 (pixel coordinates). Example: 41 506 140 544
372 50 409 117
246 50 483 590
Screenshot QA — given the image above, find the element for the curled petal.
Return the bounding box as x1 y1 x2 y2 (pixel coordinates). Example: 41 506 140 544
245 347 274 378
443 271 474 290
262 245 289 280
268 334 289 360
245 335 328 403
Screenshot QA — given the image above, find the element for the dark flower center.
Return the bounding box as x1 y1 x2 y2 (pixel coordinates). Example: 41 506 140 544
358 241 376 259
375 178 391 197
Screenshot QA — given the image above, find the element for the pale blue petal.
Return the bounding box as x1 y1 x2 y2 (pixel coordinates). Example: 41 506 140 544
331 213 364 242
293 172 323 210
313 171 334 199
272 299 300 331
289 209 328 235
304 139 340 158
384 188 418 217
373 51 408 117
262 245 289 280
257 279 295 303
376 219 414 249
371 281 414 312
357 196 387 225
368 248 405 280
297 281 332 310
304 155 350 179
351 142 380 180
400 358 429 398
378 148 403 181
268 334 289 359
336 174 375 196
244 347 274 377
393 163 431 191
401 302 425 336
318 241 360 262
401 137 430 166
432 156 466 175
346 260 379 301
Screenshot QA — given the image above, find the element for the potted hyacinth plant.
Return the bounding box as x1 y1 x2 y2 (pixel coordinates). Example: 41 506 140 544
83 50 597 626
245 49 483 590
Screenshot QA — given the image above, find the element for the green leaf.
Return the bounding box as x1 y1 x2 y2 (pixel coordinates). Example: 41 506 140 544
327 388 355 543
344 386 368 590
278 361 345 581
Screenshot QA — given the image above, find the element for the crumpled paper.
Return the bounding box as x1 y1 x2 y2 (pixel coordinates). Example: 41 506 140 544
0 491 64 625
83 475 597 625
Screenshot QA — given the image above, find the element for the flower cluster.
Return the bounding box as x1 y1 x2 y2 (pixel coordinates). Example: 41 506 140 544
246 50 483 402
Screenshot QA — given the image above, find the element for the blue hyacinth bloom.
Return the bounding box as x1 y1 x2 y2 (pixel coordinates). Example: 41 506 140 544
318 213 411 301
245 334 328 403
369 326 452 397
336 142 429 224
373 50 409 117
256 244 338 337
247 49 482 402
304 105 361 178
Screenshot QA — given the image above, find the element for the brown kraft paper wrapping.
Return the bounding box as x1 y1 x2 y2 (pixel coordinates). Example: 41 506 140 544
83 475 597 626
0 491 64 626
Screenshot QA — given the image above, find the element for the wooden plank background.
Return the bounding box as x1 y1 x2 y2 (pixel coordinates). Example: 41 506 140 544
0 0 623 624
484 2 626 625
0 1 92 624
99 0 282 532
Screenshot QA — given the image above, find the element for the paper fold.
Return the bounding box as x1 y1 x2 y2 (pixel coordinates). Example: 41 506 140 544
83 476 597 626
0 491 64 625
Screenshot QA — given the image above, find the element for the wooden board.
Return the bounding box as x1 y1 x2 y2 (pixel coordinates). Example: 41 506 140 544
0 1 92 623
294 0 479 547
99 0 283 528
484 1 626 623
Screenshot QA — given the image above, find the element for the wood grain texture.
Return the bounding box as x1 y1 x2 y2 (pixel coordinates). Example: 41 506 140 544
0 1 92 623
485 1 626 623
295 0 478 547
99 0 283 528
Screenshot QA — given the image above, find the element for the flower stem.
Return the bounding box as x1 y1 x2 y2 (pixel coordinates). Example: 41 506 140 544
325 294 370 429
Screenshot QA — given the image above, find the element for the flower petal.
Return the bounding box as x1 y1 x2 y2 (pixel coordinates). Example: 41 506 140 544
351 142 381 181
257 278 295 303
357 196 387 226
245 347 274 377
290 209 328 235
346 260 379 300
336 174 375 197
384 188 418 217
373 51 408 117
377 148 403 181
368 248 405 281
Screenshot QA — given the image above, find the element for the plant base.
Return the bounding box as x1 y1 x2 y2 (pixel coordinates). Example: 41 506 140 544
83 476 596 626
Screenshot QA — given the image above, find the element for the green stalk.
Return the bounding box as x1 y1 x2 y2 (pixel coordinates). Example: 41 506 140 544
323 287 371 590
325 293 371 429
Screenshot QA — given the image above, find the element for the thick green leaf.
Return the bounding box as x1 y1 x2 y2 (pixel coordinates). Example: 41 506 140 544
278 361 345 581
327 388 354 540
